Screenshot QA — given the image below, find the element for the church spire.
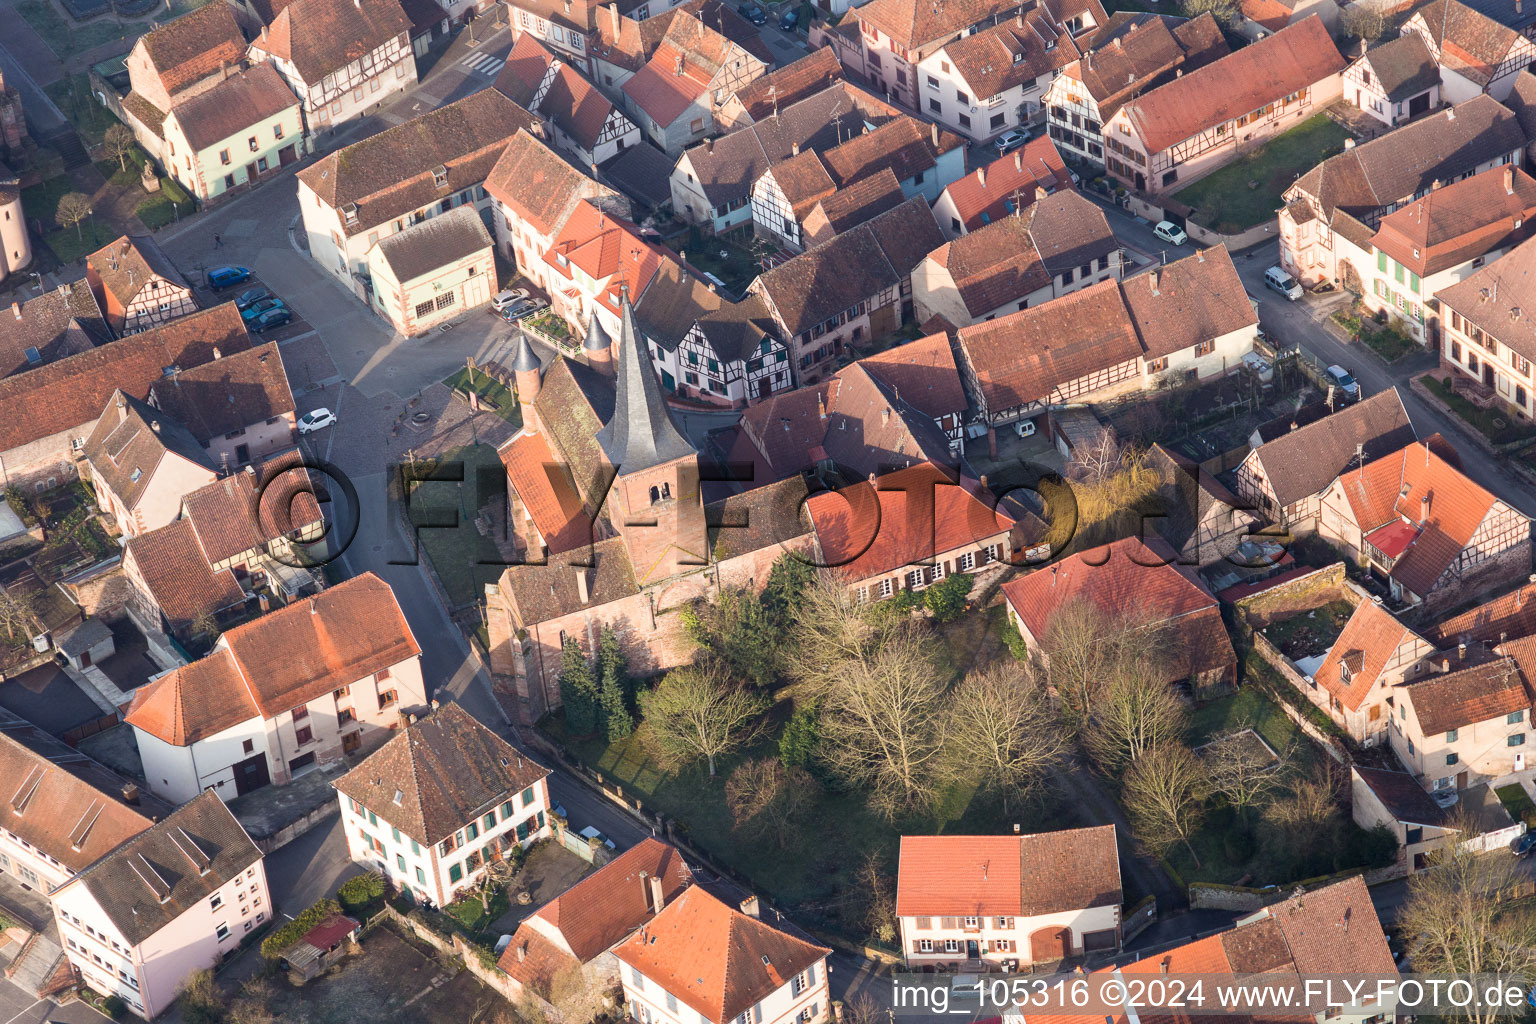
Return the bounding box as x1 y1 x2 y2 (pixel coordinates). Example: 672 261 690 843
594 286 696 474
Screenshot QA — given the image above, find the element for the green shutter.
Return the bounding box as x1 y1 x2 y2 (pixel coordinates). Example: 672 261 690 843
1377 250 1387 273
1410 272 1421 294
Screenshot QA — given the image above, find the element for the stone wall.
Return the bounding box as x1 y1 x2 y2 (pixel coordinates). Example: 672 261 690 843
1188 883 1272 912
62 562 132 620
1233 562 1354 631
251 805 339 855
1122 895 1158 945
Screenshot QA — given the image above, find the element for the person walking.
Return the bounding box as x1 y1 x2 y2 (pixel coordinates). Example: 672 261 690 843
213 233 221 248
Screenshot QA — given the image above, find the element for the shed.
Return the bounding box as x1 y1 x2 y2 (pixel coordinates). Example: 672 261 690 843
55 618 114 671
279 913 360 981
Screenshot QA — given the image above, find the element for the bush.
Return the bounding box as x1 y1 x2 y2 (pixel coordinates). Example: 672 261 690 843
999 614 1029 662
101 995 127 1019
779 701 819 768
260 897 341 959
337 871 385 911
922 572 973 622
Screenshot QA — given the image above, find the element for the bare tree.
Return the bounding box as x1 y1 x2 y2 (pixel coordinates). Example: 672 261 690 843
468 856 516 912
1343 3 1390 40
1123 744 1208 866
638 665 767 776
843 994 885 1024
1039 600 1144 733
1264 769 1337 831
725 757 814 848
0 588 35 646
55 192 92 242
807 627 949 818
1400 815 1536 1024
1067 427 1123 486
850 851 897 946
784 580 888 690
547 962 611 1024
1083 662 1186 774
942 661 1067 808
1180 0 1238 25
103 124 136 174
1203 725 1289 819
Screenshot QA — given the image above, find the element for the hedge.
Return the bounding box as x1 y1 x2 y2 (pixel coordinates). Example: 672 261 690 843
260 898 342 959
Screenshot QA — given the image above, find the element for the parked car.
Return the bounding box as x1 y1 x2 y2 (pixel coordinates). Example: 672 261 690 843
207 265 252 290
1325 364 1361 402
1014 419 1036 438
249 307 291 332
993 129 1030 154
241 297 287 322
492 288 530 311
578 825 616 850
499 297 548 322
1514 832 1536 858
1264 265 1303 301
297 408 337 434
1152 221 1187 246
234 286 271 311
737 1 766 21
778 7 798 28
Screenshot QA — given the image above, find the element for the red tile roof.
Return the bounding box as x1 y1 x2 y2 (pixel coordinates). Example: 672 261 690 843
930 216 1052 318
1426 580 1536 646
1001 536 1235 681
1120 16 1344 154
139 2 247 96
121 517 248 635
543 201 680 318
896 826 1121 917
1406 656 1530 735
854 332 966 421
613 886 830 1023
622 41 713 126
1311 599 1423 712
124 649 260 745
937 136 1072 231
729 47 843 122
500 429 596 556
805 462 1014 581
1372 165 1536 278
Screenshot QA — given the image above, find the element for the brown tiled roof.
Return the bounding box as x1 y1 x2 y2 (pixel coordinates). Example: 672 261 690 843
121 518 247 634
1426 580 1536 646
942 9 1078 100
499 536 638 625
1265 876 1396 975
1020 189 1117 276
122 92 168 137
1373 166 1536 277
930 215 1051 317
1312 599 1422 711
147 341 294 442
820 365 954 478
754 195 944 336
501 838 693 977
0 302 246 457
87 234 190 311
856 0 1033 50
613 886 830 1024
1122 246 1256 360
765 149 836 214
532 357 615 509
705 475 813 559
806 167 905 235
956 279 1139 412
1145 442 1251 557
601 141 677 209
168 63 298 152
298 90 536 235
333 702 550 845
0 282 103 376
729 47 843 123
221 572 420 717
1353 765 1448 826
1243 388 1416 507
1356 33 1439 100
181 467 319 564
485 130 619 237
82 391 216 512
734 381 834 481
254 0 411 81
1121 17 1344 154
820 116 963 189
375 206 492 283
70 791 262 947
856 332 966 419
0 728 154 874
495 30 555 106
1436 233 1536 364
896 826 1121 917
622 40 714 126
589 2 676 71
139 2 247 96
1290 95 1524 223
634 260 777 363
1505 68 1536 143
1410 0 1522 88
937 136 1073 230
542 65 621 151
1001 536 1235 681
1072 12 1229 116
125 648 260 745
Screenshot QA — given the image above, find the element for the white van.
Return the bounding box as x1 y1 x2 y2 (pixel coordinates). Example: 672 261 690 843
1264 266 1303 300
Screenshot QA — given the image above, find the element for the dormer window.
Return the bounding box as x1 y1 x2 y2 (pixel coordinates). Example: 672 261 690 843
342 202 359 226
432 164 449 189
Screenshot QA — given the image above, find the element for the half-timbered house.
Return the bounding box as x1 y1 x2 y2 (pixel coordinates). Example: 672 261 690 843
1101 15 1344 194
1343 33 1441 128
248 0 415 137
86 235 197 336
1435 233 1536 419
1404 0 1536 102
495 34 640 167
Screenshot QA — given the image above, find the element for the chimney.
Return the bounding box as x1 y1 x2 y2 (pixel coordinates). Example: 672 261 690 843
151 420 161 434
608 1 619 33
979 473 988 489
1420 493 1430 521
1431 178 1443 190
675 54 684 76
976 165 986 187
212 346 221 360
881 407 890 426
310 596 318 614
1459 642 1467 660
1344 138 1355 150
1446 107 1455 122
517 944 527 962
739 895 760 918
707 137 715 153
791 141 800 156
120 783 140 805
1149 268 1159 295
817 393 826 419
1014 150 1022 171
575 568 591 604
1507 165 1516 195
931 122 939 147
1035 185 1047 201
9 302 17 320
650 874 666 914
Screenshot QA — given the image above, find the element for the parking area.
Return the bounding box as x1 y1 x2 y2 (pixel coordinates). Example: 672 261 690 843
193 268 315 342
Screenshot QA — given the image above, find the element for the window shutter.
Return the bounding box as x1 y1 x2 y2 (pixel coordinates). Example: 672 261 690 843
807 964 816 986
754 1003 763 1024
912 940 921 953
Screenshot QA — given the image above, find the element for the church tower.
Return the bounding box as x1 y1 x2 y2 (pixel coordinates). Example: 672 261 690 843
594 289 707 585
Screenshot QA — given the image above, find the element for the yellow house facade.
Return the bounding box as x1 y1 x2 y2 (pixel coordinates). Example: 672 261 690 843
162 65 304 203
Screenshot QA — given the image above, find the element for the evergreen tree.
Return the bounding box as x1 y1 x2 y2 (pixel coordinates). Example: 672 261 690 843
762 554 814 625
778 701 820 769
598 626 632 704
559 637 599 736
600 669 634 740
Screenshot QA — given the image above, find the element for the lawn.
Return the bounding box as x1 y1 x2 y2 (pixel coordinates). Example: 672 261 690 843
95 144 150 188
1258 599 1353 661
45 74 123 148
443 367 522 428
1497 784 1536 827
1422 374 1536 446
1360 322 1419 363
1174 115 1353 233
21 176 73 224
1188 687 1316 769
16 0 136 58
667 233 767 295
135 175 194 230
406 443 514 609
47 219 110 265
443 890 509 939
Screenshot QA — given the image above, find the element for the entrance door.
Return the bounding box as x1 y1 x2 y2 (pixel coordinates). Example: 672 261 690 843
757 376 771 399
1408 93 1431 117
966 939 980 959
1457 770 1469 789
232 753 271 795
235 443 250 463
1485 363 1496 388
245 161 259 183
79 649 91 668
464 276 488 308
288 752 316 775
1517 752 1527 772
279 143 299 166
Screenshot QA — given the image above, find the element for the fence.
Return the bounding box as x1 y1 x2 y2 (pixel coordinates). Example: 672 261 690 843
62 712 120 746
560 829 597 863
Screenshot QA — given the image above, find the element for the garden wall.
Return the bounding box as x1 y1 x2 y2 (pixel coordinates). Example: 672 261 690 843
251 804 339 855
1122 895 1157 945
1188 883 1271 912
1122 195 1278 251
370 905 525 1005
1233 563 1354 631
1247 634 1349 763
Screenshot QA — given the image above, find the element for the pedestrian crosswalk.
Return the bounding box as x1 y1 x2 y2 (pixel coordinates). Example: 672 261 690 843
460 51 506 76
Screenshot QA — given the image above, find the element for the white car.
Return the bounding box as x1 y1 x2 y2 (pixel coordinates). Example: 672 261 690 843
578 825 616 850
297 408 337 434
1152 220 1187 246
492 288 531 311
1014 419 1036 438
